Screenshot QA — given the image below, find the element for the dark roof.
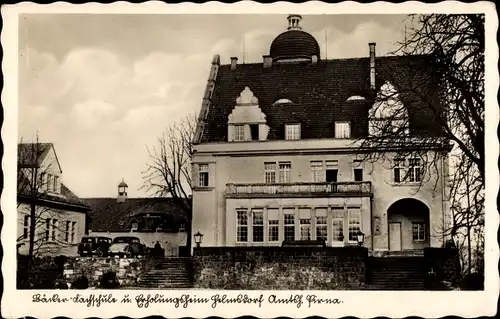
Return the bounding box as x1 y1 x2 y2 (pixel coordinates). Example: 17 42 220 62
200 55 443 143
270 29 320 61
18 143 54 167
83 197 190 232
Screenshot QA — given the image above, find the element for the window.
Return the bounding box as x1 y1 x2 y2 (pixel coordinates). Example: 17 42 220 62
283 209 295 241
285 124 301 140
236 210 248 242
311 161 325 182
332 208 344 243
335 122 351 138
268 209 279 242
252 210 264 242
23 215 30 239
315 208 327 243
71 222 76 244
408 159 422 182
264 162 276 184
412 222 426 241
40 173 46 191
326 160 338 184
299 208 311 240
234 125 245 141
278 162 291 183
54 176 60 194
52 219 58 241
45 218 51 241
47 174 53 192
353 160 363 182
65 221 71 242
198 164 209 187
348 208 361 242
250 124 259 140
394 159 405 183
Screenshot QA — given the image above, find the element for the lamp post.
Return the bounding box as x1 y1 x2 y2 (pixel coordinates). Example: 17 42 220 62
194 231 203 248
356 231 365 247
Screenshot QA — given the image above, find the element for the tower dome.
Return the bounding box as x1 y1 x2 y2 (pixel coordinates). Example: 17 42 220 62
270 15 320 62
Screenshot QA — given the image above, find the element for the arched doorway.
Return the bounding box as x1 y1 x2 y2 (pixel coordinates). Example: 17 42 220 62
387 198 430 251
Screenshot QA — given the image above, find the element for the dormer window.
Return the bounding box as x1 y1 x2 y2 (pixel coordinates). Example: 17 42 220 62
335 121 351 138
285 123 301 140
234 125 245 141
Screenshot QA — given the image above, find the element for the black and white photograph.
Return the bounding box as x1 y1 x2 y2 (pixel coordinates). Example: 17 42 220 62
1 1 498 318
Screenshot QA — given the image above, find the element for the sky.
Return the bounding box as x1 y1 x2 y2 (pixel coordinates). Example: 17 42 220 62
18 14 410 198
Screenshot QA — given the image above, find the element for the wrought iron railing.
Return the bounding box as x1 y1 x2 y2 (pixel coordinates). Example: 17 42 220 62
225 181 372 196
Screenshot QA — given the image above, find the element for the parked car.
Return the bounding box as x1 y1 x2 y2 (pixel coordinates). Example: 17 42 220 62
108 236 146 258
78 236 112 257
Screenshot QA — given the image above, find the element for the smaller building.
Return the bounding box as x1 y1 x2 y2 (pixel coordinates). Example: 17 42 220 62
17 143 90 257
84 181 190 257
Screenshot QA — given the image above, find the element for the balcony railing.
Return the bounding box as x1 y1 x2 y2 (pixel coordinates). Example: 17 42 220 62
225 181 372 197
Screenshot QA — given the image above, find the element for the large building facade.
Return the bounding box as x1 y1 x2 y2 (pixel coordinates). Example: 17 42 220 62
191 15 451 253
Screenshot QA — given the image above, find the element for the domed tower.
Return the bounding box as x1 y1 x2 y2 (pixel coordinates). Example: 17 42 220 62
269 15 321 62
117 179 128 203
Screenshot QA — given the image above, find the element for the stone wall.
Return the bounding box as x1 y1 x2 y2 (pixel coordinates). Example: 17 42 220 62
193 247 368 290
63 257 153 288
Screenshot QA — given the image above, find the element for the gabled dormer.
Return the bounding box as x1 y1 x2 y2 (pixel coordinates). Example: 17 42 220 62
228 86 270 142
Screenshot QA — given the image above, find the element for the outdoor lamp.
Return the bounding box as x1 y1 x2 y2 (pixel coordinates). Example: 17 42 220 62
356 231 365 247
194 231 204 248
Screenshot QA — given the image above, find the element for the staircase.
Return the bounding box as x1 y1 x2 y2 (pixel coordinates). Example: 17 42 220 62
365 257 426 290
136 257 193 289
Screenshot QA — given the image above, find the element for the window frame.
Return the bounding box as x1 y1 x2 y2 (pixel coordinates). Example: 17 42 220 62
236 209 248 243
408 158 422 183
310 161 325 182
412 222 426 242
198 163 210 187
347 208 362 243
264 162 277 184
233 124 246 142
283 209 296 241
393 158 405 183
267 208 280 242
335 121 351 139
285 123 301 140
331 208 344 244
252 209 264 243
278 162 292 183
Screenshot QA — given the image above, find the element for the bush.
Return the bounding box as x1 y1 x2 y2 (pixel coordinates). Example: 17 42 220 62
459 272 484 290
100 271 120 289
72 275 89 289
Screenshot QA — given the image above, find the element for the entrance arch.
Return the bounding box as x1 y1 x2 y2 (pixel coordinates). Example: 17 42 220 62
387 198 430 251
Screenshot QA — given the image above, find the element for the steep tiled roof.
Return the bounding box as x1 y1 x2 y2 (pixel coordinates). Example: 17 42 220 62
83 197 190 232
18 143 53 167
200 55 443 143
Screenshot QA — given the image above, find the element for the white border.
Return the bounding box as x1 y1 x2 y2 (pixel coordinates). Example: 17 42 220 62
1 1 498 318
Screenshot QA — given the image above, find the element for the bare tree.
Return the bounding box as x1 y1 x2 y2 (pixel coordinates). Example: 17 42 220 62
17 138 77 260
357 14 484 275
142 114 196 254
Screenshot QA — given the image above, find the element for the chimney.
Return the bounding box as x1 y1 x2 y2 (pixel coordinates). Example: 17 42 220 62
369 42 376 90
311 55 318 65
230 57 238 70
263 55 272 68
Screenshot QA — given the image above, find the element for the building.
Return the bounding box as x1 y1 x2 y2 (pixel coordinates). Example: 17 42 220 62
84 181 190 257
17 143 90 256
191 15 451 253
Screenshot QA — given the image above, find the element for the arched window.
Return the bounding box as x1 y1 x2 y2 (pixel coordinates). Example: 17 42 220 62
346 95 366 101
368 81 409 136
273 98 294 105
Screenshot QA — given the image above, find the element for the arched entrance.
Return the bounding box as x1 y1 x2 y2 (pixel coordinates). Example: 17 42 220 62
387 198 430 251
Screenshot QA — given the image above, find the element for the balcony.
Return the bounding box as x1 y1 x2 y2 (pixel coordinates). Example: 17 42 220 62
225 181 372 198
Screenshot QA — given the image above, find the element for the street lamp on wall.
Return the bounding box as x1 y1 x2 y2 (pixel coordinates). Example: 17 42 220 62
356 231 365 247
194 231 203 248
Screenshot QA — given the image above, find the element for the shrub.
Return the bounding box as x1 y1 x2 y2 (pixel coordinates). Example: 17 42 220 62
72 275 89 289
100 271 120 289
